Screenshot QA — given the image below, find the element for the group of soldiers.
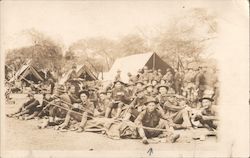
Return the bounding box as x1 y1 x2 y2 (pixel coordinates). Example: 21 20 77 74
6 65 218 144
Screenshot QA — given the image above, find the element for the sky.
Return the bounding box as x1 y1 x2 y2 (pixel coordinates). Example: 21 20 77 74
1 0 248 53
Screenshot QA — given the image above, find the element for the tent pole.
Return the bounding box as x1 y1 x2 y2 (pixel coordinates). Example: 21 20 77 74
153 52 155 71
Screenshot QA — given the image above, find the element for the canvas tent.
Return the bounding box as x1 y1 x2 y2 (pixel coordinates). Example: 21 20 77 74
58 64 97 84
104 52 173 82
9 63 44 84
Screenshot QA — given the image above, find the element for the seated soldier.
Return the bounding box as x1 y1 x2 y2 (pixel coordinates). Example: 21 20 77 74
123 88 147 121
38 86 69 129
194 95 218 130
88 87 98 108
36 89 54 119
163 89 192 129
144 84 155 97
105 80 130 118
135 97 180 144
58 90 95 132
68 84 81 104
6 92 40 119
94 90 110 117
155 84 169 108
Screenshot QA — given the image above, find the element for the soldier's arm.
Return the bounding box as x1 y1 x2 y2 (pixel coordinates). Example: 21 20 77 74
134 111 146 126
164 102 185 111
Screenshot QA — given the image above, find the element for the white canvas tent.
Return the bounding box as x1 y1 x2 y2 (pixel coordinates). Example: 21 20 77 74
104 52 173 83
58 64 97 84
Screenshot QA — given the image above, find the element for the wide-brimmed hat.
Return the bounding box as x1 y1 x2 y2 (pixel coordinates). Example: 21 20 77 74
135 87 144 95
99 90 107 95
144 84 154 89
79 90 89 98
113 80 125 85
156 84 169 91
199 97 214 102
144 97 158 105
135 80 144 85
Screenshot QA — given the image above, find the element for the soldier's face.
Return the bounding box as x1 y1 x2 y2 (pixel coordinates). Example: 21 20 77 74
100 93 106 100
115 82 122 88
80 93 88 102
137 91 144 98
70 86 76 93
147 102 156 112
107 92 112 98
146 87 153 92
152 81 157 86
168 96 175 102
136 83 143 88
159 87 167 94
45 93 51 100
160 80 166 84
201 99 212 108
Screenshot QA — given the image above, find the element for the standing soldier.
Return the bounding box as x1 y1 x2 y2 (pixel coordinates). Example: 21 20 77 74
195 66 207 99
174 69 183 95
115 70 122 81
69 64 78 80
157 69 163 80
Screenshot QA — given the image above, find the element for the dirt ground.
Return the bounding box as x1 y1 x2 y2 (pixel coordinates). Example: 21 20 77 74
4 94 218 152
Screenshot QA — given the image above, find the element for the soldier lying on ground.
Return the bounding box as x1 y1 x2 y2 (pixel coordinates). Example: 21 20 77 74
135 97 180 144
6 92 40 119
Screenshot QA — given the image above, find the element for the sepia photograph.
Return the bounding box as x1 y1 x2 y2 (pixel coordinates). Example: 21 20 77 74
0 0 249 157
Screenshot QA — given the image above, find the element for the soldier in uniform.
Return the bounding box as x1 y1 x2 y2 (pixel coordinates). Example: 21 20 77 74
88 87 98 108
115 69 122 81
163 89 192 129
69 64 78 80
195 66 207 99
157 69 163 79
105 80 130 118
194 95 218 130
155 84 169 108
94 91 109 117
6 92 40 119
135 97 180 144
58 90 95 132
144 84 155 97
123 87 147 121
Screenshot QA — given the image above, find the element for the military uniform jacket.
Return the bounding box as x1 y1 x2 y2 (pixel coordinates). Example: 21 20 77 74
111 87 130 103
135 109 169 128
130 96 147 109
